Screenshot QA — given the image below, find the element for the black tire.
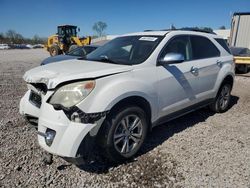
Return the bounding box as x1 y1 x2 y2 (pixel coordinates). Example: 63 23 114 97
49 45 61 56
236 64 248 74
98 106 148 163
209 82 232 113
68 44 78 52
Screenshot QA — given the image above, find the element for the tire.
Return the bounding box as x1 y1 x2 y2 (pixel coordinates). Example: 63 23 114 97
236 64 248 74
68 45 78 52
209 82 232 113
98 106 148 163
49 45 61 56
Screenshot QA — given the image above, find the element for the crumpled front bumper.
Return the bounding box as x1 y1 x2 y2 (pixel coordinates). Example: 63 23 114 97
19 90 40 119
19 90 103 158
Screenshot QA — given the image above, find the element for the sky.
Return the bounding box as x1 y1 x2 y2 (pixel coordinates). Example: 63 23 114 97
0 0 250 38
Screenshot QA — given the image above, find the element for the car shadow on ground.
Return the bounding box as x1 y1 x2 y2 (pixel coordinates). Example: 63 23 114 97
76 95 239 173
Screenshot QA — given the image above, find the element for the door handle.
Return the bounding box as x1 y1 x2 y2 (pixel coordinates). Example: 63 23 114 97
190 66 199 76
217 60 222 67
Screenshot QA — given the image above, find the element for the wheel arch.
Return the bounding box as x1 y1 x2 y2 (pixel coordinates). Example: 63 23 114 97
108 96 152 128
214 73 234 98
221 74 234 87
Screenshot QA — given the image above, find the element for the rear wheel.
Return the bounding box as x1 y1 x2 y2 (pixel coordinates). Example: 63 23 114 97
98 106 148 162
209 83 232 113
236 64 248 74
49 45 61 56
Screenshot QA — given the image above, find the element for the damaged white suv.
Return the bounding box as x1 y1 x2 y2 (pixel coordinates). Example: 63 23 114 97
20 30 234 163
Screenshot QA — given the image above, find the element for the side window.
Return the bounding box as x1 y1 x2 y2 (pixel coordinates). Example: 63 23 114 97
191 36 220 59
215 38 231 54
159 36 192 61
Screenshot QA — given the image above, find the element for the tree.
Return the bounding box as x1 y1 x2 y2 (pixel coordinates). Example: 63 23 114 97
5 29 24 44
5 29 17 43
0 29 46 44
219 26 226 30
92 21 107 37
0 33 4 43
32 34 41 44
15 33 24 44
170 24 176 30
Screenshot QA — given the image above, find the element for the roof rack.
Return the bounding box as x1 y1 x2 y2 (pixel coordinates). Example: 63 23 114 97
144 29 171 32
179 28 216 34
144 28 216 34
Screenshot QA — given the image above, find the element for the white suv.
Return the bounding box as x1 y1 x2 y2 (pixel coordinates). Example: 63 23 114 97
19 30 234 163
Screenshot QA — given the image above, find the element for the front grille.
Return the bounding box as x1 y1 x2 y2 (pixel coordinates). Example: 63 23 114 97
29 90 42 108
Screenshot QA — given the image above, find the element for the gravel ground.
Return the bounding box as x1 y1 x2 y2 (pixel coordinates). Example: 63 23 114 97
0 49 249 187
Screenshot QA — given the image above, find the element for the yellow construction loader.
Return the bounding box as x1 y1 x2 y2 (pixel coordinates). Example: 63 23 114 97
45 25 91 56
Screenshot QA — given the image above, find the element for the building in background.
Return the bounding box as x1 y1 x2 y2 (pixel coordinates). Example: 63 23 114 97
213 29 230 41
230 12 250 49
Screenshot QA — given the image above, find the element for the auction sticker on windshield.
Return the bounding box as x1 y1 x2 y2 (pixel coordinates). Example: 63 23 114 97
139 37 158 41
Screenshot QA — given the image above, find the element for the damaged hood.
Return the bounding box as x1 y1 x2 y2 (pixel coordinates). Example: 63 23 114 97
23 59 133 89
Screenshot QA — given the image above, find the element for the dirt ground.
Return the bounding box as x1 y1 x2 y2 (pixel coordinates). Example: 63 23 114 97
0 49 249 187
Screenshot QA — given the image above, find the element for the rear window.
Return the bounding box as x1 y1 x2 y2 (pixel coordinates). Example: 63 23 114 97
191 36 220 60
215 38 231 54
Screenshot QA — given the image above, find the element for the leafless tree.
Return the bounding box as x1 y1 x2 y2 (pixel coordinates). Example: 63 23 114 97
92 21 107 37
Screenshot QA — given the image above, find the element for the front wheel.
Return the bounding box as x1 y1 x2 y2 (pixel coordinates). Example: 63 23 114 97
98 106 148 162
236 64 248 74
49 45 62 56
209 83 232 113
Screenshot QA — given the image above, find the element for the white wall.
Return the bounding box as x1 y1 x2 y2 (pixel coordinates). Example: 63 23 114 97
213 29 230 40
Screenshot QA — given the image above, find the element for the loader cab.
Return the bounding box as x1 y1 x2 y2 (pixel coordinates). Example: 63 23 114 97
57 25 77 38
57 25 77 46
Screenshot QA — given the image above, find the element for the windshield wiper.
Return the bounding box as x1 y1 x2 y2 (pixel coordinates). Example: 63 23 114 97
86 55 131 65
97 55 117 64
77 56 87 60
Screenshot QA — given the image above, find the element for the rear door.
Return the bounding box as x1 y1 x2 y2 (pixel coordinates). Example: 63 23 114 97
190 35 221 99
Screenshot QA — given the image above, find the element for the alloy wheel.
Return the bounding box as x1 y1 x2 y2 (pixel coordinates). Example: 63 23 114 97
113 114 143 157
218 84 231 110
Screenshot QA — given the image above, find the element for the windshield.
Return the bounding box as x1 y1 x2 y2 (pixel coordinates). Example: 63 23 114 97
86 36 163 65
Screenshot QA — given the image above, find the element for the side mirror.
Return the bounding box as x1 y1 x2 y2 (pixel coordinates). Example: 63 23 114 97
158 53 185 65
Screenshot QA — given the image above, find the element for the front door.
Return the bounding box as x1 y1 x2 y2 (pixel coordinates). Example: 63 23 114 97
156 35 201 118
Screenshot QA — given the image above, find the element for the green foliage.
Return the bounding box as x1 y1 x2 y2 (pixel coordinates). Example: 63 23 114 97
92 21 107 37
